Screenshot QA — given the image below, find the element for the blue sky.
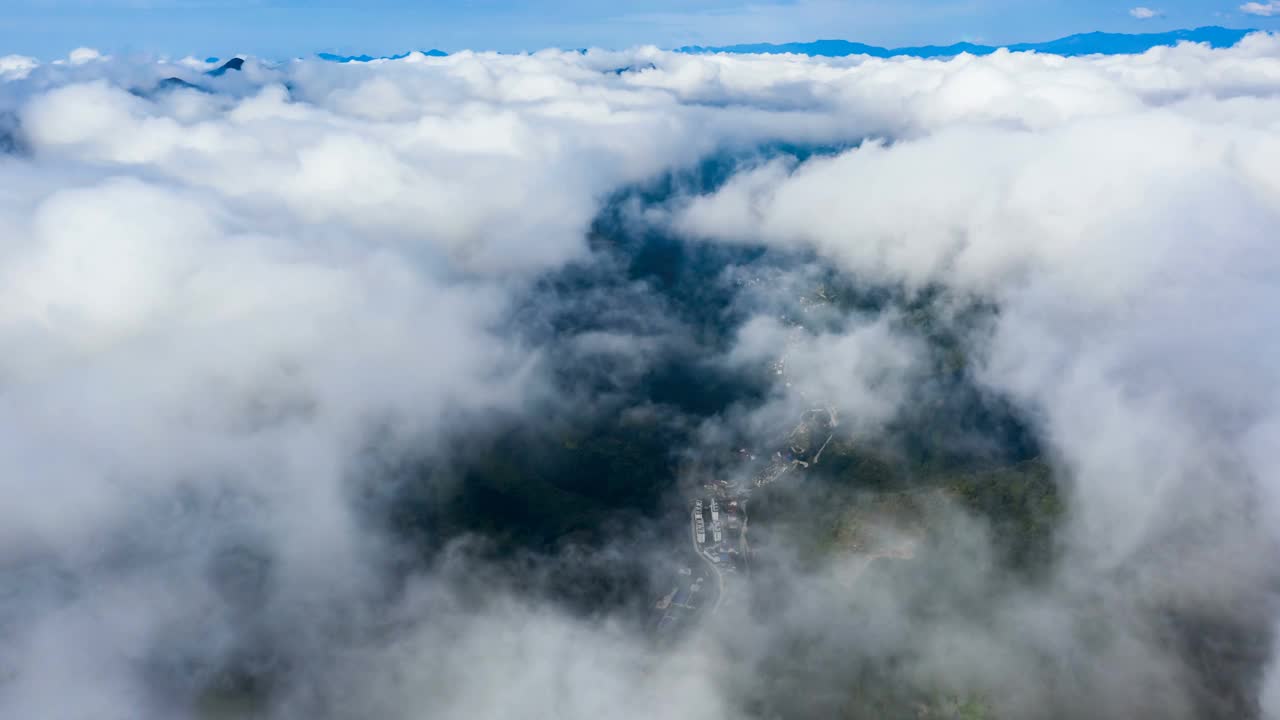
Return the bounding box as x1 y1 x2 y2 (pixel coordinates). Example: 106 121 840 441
2 0 1272 60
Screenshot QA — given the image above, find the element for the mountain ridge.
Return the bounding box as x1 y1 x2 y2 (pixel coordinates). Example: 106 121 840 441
309 26 1259 65
318 49 447 63
677 26 1257 58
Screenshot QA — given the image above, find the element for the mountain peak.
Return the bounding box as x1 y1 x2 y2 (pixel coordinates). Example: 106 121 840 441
206 57 244 76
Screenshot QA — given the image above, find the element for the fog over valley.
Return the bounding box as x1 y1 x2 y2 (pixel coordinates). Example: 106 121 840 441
2 35 1280 719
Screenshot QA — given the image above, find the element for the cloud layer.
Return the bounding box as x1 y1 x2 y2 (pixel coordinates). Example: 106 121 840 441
2 34 1280 719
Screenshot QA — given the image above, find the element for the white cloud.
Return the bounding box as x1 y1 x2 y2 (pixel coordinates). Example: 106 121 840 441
1242 0 1280 15
0 55 38 80
1129 6 1161 18
66 47 104 65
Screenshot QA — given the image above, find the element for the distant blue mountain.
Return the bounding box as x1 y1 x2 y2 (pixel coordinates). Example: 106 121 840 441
138 57 242 98
206 57 244 76
317 49 447 63
0 111 22 156
605 62 657 75
156 77 207 93
678 26 1256 58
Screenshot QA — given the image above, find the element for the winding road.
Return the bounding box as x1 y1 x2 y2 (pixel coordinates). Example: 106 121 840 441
691 507 725 613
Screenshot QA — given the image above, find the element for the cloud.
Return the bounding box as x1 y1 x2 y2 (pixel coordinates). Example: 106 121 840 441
1241 0 1280 15
1 33 1279 719
66 47 104 65
0 55 39 80
1129 6 1161 19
